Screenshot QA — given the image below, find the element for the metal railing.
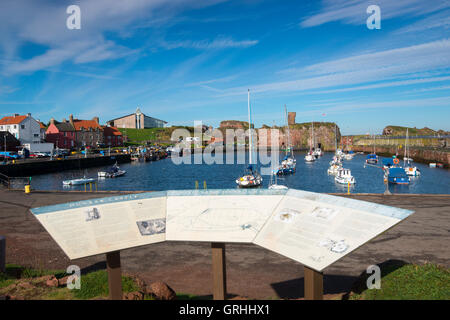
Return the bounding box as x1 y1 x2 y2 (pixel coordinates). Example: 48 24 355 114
0 172 31 190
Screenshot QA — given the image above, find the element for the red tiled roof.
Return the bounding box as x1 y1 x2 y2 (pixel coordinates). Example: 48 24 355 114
0 115 27 125
73 120 103 131
103 126 123 136
39 122 46 129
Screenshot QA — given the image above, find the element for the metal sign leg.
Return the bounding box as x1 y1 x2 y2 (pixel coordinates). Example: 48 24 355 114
304 266 323 300
106 251 122 300
211 242 227 300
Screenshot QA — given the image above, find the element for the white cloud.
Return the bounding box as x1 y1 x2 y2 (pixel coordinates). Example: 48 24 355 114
218 39 450 96
160 37 258 50
0 0 228 75
300 0 450 28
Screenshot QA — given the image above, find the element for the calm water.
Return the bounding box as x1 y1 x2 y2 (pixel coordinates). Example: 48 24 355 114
30 152 450 194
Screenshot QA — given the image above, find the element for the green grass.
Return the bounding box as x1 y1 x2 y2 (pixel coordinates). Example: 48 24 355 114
119 127 194 143
72 270 140 299
350 263 450 300
1 265 142 300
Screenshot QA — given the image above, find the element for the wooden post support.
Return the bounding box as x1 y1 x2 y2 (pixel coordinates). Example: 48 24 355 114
106 251 122 300
0 236 5 273
304 266 323 300
211 242 227 300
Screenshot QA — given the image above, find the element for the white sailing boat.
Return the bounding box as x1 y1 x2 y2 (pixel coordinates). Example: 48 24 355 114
328 124 342 175
305 121 316 162
268 168 288 190
236 89 262 188
275 105 296 175
403 129 420 176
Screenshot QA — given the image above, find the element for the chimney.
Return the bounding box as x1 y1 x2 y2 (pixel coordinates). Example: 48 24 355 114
62 118 66 123
69 114 74 125
27 113 31 117
50 118 55 125
288 112 296 125
14 113 19 117
93 117 99 124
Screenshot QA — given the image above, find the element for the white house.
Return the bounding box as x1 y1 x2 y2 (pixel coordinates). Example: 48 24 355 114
0 113 43 144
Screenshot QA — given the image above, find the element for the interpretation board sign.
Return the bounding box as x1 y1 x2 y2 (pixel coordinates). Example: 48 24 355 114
30 189 413 270
253 189 413 271
166 189 286 243
31 192 167 260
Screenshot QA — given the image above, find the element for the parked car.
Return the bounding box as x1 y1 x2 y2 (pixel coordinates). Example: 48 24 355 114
0 151 21 159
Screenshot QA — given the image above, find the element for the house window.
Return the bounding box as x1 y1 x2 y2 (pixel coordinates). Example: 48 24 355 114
14 125 17 129
33 134 39 137
21 125 25 129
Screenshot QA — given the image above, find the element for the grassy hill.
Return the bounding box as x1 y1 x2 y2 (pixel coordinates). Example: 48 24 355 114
118 126 194 144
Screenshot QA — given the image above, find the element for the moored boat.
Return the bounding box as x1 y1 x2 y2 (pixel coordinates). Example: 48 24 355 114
335 168 355 184
236 90 262 188
63 177 96 186
385 167 410 185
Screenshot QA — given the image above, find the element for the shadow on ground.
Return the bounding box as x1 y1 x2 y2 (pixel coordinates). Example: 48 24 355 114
271 259 409 299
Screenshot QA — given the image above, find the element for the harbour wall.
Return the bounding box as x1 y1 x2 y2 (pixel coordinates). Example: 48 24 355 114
0 154 131 177
350 145 450 167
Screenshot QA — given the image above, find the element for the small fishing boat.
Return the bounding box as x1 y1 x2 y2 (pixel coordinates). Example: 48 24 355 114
385 167 410 185
98 162 126 178
429 163 437 168
63 177 96 186
366 153 378 165
404 166 421 176
335 168 355 185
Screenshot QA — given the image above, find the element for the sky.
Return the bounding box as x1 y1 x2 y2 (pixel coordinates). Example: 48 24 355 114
0 0 449 135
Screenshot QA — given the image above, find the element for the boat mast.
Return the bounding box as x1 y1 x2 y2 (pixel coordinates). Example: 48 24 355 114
284 105 290 156
335 123 337 152
248 89 253 165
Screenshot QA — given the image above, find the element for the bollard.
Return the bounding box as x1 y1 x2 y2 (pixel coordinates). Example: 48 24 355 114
0 236 5 273
25 184 31 194
203 181 207 190
347 182 350 195
195 181 199 189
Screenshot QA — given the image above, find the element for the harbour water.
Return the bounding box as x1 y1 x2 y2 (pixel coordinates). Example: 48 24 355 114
30 152 450 194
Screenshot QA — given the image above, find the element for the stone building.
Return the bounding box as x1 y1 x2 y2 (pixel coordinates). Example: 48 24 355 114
46 115 105 149
107 108 167 129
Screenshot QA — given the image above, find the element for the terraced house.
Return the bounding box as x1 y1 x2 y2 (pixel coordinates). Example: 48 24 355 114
46 114 123 149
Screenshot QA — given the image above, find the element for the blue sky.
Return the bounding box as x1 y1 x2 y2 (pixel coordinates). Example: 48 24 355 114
0 0 449 135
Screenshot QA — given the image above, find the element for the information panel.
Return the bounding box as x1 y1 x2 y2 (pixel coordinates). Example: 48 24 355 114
253 189 412 271
166 190 285 243
31 189 413 270
31 192 167 260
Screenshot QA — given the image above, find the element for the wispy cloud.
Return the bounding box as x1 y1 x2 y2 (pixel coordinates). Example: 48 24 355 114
300 0 450 28
217 39 450 96
160 37 258 50
0 0 227 75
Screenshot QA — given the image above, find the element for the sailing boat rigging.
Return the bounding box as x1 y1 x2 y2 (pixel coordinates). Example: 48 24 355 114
236 89 262 188
305 121 315 162
275 105 296 175
404 128 420 176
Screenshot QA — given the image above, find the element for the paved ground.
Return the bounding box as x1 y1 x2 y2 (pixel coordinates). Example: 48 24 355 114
0 189 448 299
